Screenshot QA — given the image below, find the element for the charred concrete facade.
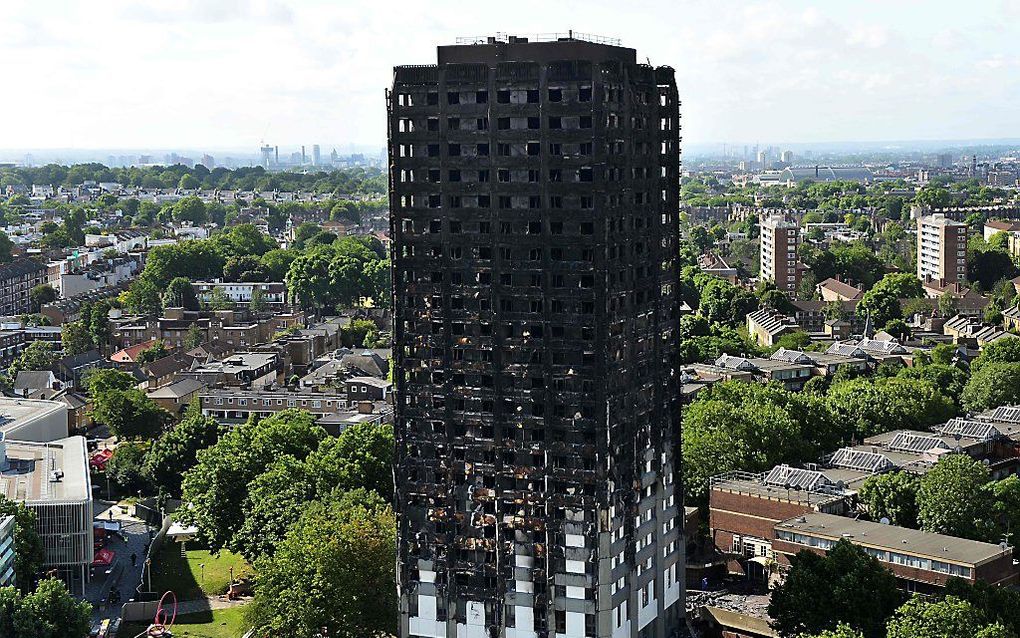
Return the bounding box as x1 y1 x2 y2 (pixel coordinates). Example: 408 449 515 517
388 35 683 638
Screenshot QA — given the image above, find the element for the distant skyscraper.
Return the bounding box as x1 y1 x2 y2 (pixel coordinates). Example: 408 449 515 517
780 150 793 164
260 145 274 168
312 144 321 166
917 214 967 283
389 34 684 638
201 154 215 168
301 145 306 164
760 213 801 293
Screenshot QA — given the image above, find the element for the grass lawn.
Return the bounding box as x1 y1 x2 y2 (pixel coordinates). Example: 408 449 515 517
118 605 249 638
148 544 252 601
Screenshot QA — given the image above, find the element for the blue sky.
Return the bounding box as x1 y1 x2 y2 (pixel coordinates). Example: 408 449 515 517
3 0 1019 150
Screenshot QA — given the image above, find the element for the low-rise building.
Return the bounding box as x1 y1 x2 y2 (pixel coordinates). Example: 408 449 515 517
709 467 850 558
943 314 1012 346
178 351 279 389
714 354 814 391
816 277 863 302
746 308 800 348
0 397 69 442
194 281 287 309
773 513 1017 590
0 434 93 594
768 348 868 377
147 378 207 416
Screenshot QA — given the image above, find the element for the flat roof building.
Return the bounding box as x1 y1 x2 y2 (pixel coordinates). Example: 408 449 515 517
0 397 68 442
759 214 801 294
917 214 967 283
773 513 1017 590
0 435 93 594
390 33 684 638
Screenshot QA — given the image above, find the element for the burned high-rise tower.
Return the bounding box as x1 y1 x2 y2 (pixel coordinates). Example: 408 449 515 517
388 33 683 638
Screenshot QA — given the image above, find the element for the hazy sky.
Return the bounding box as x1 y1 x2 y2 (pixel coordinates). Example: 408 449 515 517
4 0 1020 151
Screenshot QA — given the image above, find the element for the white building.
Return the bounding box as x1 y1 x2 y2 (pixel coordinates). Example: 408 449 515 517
194 281 286 305
0 398 69 442
0 434 93 594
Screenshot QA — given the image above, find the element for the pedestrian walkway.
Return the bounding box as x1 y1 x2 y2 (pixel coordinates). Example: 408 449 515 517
87 501 156 627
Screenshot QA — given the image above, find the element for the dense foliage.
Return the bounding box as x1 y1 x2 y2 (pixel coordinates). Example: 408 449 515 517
768 540 902 638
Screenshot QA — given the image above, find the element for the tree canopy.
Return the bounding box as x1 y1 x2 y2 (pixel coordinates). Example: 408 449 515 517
768 540 902 638
682 381 839 504
246 490 397 638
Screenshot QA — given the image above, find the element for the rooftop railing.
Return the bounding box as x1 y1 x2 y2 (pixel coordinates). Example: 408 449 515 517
454 32 621 47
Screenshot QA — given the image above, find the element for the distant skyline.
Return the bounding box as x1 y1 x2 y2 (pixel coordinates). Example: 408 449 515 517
5 0 1020 151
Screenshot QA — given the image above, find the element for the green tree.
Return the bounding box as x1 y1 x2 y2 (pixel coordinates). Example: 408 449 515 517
249 286 268 315
105 441 149 493
141 414 224 497
886 595 1012 638
897 364 969 411
768 540 901 638
0 233 13 263
802 625 865 638
136 340 169 365
178 174 200 190
260 248 298 281
962 363 1020 412
9 578 92 638
60 321 93 356
234 455 316 562
223 255 268 283
205 286 235 311
682 381 839 504
29 285 57 312
340 319 378 348
304 422 394 500
179 410 325 552
857 471 920 527
772 331 812 351
945 578 1020 636
917 455 994 540
183 323 205 349
171 195 207 224
162 277 199 310
124 278 163 316
0 496 44 592
290 222 321 249
971 336 1020 373
938 291 960 318
246 491 397 638
82 367 135 396
86 300 112 352
858 273 924 327
92 389 169 440
7 342 57 383
825 376 955 439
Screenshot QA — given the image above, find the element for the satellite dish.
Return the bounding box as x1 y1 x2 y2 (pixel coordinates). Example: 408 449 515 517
879 517 891 525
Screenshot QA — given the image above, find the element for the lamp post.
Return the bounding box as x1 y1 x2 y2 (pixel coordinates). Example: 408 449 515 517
200 563 206 589
146 558 152 593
